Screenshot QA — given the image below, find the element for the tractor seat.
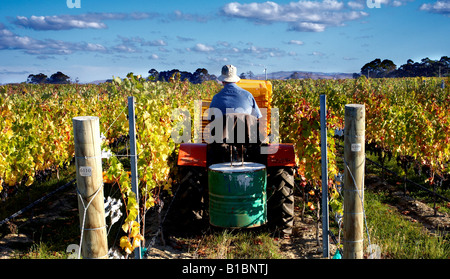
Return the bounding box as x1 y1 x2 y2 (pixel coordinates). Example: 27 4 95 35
210 113 260 145
207 113 265 166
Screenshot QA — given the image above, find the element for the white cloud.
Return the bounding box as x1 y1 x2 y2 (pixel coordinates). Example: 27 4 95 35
347 1 365 9
177 36 195 42
343 56 358 60
118 36 168 47
290 22 326 32
0 24 108 55
111 36 168 54
171 10 209 22
349 0 413 8
222 0 368 32
15 15 106 30
85 43 107 52
193 43 215 52
207 56 229 63
288 40 304 45
113 44 138 53
12 12 155 31
420 1 450 17
311 51 325 56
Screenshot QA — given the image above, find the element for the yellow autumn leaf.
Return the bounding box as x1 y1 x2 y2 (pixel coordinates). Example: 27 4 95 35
25 176 34 187
163 181 171 191
5 129 13 139
122 220 139 235
120 236 133 254
132 234 144 249
146 196 155 209
122 221 130 233
130 221 140 238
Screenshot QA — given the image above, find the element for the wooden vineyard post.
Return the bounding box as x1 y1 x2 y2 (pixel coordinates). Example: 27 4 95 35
73 116 108 259
343 104 365 259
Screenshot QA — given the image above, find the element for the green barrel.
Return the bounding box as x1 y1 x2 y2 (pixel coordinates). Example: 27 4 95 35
208 162 267 228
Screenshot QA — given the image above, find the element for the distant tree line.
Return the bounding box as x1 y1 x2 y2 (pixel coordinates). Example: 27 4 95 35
27 72 73 84
358 56 450 78
148 68 217 84
26 56 448 85
239 71 255 79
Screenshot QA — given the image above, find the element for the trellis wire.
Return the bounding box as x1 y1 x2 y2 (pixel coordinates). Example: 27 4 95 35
344 158 372 253
0 179 76 227
364 156 450 203
76 182 106 259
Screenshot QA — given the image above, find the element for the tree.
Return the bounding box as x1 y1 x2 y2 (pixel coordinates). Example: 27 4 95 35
246 71 255 79
361 58 380 78
363 56 450 78
352 73 361 79
439 56 450 67
27 73 48 84
148 68 159 81
438 56 450 77
26 72 72 84
191 68 210 84
48 72 71 84
396 56 449 77
361 59 396 78
149 68 216 83
379 59 397 77
397 59 418 77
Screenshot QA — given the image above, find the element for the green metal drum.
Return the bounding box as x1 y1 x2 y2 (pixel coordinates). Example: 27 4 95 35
208 162 267 228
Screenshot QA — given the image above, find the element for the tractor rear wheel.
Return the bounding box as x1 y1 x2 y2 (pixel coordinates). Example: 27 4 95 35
165 166 208 234
267 167 295 236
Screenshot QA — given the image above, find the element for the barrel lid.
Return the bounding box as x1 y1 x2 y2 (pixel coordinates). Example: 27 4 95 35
209 162 266 173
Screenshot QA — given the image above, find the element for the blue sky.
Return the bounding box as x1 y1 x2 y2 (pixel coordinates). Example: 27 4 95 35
0 0 448 83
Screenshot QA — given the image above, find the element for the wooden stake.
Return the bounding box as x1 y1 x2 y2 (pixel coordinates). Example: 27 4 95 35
343 104 365 259
73 116 108 259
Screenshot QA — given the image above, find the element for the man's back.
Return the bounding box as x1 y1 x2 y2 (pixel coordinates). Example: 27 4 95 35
209 83 262 119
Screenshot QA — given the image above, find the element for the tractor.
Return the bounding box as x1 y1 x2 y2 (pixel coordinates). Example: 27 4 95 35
167 80 296 237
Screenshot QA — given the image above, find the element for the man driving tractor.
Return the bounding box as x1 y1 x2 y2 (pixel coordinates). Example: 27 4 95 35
209 64 262 120
169 65 295 237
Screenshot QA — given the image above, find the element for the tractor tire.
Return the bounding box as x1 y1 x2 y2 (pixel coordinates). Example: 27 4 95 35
267 167 295 236
165 166 208 234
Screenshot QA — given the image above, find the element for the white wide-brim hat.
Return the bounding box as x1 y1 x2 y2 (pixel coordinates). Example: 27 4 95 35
218 64 240 83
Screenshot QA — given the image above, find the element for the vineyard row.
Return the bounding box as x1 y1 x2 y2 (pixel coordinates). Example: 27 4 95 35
1 75 449 253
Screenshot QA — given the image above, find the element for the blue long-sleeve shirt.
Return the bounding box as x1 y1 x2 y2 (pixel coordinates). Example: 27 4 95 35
209 83 262 119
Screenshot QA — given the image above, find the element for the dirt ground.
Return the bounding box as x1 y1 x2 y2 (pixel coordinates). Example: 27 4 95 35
365 174 450 234
1 172 449 259
144 173 449 259
144 203 333 259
